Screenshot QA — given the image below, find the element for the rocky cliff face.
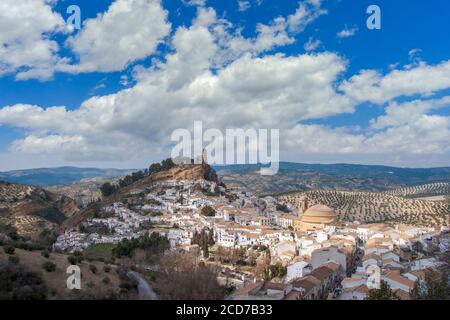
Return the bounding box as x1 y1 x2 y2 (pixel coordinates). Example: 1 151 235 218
146 164 219 184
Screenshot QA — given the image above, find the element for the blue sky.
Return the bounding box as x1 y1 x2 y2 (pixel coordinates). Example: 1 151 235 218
1 0 450 170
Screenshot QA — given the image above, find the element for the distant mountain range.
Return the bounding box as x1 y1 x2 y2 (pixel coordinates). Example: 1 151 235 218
2 162 450 192
0 167 135 187
214 162 450 195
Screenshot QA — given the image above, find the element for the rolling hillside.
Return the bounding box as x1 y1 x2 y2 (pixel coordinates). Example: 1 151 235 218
216 162 450 195
0 182 79 239
384 182 450 199
278 190 450 227
0 246 133 300
0 167 134 187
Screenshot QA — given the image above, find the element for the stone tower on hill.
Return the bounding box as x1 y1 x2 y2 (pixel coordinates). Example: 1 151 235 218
202 148 208 165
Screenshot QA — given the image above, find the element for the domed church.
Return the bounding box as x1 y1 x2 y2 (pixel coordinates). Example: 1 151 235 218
294 197 338 232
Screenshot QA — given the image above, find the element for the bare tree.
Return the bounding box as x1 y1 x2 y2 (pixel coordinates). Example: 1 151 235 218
157 265 224 300
155 252 224 300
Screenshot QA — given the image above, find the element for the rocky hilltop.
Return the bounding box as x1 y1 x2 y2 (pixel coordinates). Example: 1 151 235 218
132 163 218 186
0 181 79 239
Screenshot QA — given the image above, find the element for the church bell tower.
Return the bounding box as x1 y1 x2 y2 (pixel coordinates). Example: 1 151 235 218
298 196 308 218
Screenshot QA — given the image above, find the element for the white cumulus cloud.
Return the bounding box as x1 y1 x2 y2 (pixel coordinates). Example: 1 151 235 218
60 0 171 73
341 59 450 104
0 0 69 80
2 1 450 168
337 26 358 38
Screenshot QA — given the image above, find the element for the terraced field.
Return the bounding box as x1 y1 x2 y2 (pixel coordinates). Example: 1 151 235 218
278 190 450 227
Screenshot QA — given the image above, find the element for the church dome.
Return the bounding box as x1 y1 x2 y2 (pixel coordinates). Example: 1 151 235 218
301 204 337 224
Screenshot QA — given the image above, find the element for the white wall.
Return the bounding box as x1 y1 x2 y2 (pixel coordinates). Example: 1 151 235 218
286 261 310 282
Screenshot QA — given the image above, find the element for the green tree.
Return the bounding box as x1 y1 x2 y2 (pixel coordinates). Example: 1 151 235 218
3 245 15 255
0 223 19 241
161 158 175 170
42 261 56 272
201 205 216 217
202 242 209 258
39 230 57 248
411 271 449 300
112 232 169 258
412 241 424 254
149 158 175 175
41 249 50 258
78 223 86 233
192 228 215 258
149 163 162 174
67 254 83 265
262 264 287 281
208 229 215 244
0 263 47 300
89 264 98 274
367 281 399 300
100 182 116 197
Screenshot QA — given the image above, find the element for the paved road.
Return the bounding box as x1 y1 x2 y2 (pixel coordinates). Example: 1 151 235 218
127 271 159 300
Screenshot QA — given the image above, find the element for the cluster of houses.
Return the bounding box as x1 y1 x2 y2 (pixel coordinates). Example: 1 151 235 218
230 222 449 300
54 203 157 251
338 223 447 300
54 180 262 251
53 177 449 300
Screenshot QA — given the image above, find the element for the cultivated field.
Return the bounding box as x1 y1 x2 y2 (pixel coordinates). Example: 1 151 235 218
0 182 34 202
278 190 450 227
384 182 450 199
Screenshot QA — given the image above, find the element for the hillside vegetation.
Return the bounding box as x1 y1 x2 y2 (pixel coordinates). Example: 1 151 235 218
0 246 135 300
216 162 450 196
384 182 450 199
0 181 79 239
279 190 450 227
